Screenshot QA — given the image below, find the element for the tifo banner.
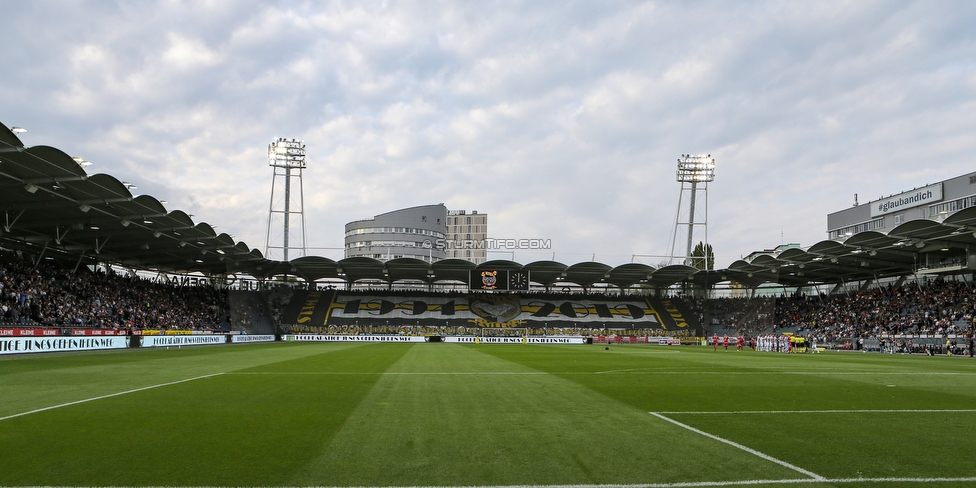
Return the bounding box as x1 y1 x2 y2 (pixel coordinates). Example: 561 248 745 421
0 328 60 337
284 334 427 343
230 334 276 343
278 291 700 337
1 336 129 355
140 335 227 347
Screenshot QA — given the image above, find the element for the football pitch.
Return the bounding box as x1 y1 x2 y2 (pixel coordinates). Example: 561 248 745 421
1 342 975 487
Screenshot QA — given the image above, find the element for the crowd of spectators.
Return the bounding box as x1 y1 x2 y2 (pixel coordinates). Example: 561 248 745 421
7 244 976 342
693 278 976 347
1 251 229 331
767 277 974 340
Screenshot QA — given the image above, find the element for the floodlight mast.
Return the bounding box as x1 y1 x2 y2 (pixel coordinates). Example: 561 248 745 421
265 138 307 262
670 154 715 266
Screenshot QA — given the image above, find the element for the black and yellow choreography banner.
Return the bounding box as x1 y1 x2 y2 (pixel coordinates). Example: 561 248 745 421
279 291 700 337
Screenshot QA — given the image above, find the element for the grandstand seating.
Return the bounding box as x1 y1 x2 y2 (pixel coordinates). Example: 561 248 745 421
3 247 973 354
699 277 974 354
227 290 276 335
1 250 229 332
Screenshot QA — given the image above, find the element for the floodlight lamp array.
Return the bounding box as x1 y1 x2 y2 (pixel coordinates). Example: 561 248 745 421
676 154 715 183
268 138 307 168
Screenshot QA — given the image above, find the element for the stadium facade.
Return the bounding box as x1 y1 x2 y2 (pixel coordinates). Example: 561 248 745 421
827 171 976 239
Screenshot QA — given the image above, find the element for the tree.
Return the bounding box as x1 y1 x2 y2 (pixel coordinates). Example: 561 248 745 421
691 241 714 271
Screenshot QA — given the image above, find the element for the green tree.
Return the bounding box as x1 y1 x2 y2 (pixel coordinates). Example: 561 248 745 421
691 241 714 270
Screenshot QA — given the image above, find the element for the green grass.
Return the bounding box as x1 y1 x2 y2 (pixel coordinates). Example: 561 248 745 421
1 343 975 487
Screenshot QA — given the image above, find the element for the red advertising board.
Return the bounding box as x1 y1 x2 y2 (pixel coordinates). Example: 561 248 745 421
0 328 60 337
70 329 127 336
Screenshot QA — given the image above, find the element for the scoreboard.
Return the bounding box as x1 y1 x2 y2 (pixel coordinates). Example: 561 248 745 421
469 269 530 291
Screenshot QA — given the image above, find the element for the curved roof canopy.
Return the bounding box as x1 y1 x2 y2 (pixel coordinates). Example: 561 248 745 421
4 121 974 290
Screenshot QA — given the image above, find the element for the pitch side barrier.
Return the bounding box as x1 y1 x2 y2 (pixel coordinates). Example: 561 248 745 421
0 336 131 355
0 333 277 355
283 334 589 344
137 334 276 348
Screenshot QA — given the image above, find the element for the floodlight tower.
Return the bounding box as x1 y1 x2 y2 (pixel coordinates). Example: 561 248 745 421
264 138 307 262
668 154 715 266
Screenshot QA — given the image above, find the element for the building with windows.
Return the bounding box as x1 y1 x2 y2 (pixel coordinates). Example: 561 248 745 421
445 210 488 264
344 204 448 262
343 205 489 264
827 172 976 240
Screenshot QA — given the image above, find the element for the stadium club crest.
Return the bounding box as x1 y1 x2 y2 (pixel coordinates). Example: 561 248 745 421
468 294 522 322
481 270 498 289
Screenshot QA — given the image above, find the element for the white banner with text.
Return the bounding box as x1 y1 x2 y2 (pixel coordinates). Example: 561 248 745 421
230 335 276 343
0 336 130 355
141 335 227 347
445 336 586 344
284 334 427 343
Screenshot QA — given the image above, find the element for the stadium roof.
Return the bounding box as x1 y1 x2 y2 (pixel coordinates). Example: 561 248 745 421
4 121 975 291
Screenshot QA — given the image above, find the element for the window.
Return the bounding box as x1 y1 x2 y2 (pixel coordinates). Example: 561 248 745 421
422 216 427 222
828 218 885 239
929 195 976 217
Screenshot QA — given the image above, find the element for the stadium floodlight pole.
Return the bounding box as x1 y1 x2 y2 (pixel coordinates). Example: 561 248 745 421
671 154 715 266
266 138 307 262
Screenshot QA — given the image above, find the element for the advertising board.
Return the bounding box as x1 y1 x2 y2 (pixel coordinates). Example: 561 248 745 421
0 336 129 355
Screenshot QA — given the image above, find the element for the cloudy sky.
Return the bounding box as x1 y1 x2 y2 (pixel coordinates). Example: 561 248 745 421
3 1 976 269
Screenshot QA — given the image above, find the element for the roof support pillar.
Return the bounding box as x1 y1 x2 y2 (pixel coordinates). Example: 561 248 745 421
4 209 24 232
859 277 874 292
828 282 844 296
895 275 907 288
72 250 87 273
32 240 49 270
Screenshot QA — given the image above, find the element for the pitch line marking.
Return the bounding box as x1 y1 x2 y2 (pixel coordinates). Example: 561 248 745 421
224 370 970 376
41 477 976 487
612 371 972 375
649 412 825 481
656 409 976 415
227 371 549 375
0 373 224 422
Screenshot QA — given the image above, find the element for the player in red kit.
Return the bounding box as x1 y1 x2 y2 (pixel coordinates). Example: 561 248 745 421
712 333 719 351
736 335 744 351
723 334 729 351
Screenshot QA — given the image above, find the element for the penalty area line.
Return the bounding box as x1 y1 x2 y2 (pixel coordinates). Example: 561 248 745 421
649 412 825 481
0 373 224 422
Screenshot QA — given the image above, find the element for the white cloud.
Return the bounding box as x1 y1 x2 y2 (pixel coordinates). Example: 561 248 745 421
162 33 222 70
4 0 976 270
